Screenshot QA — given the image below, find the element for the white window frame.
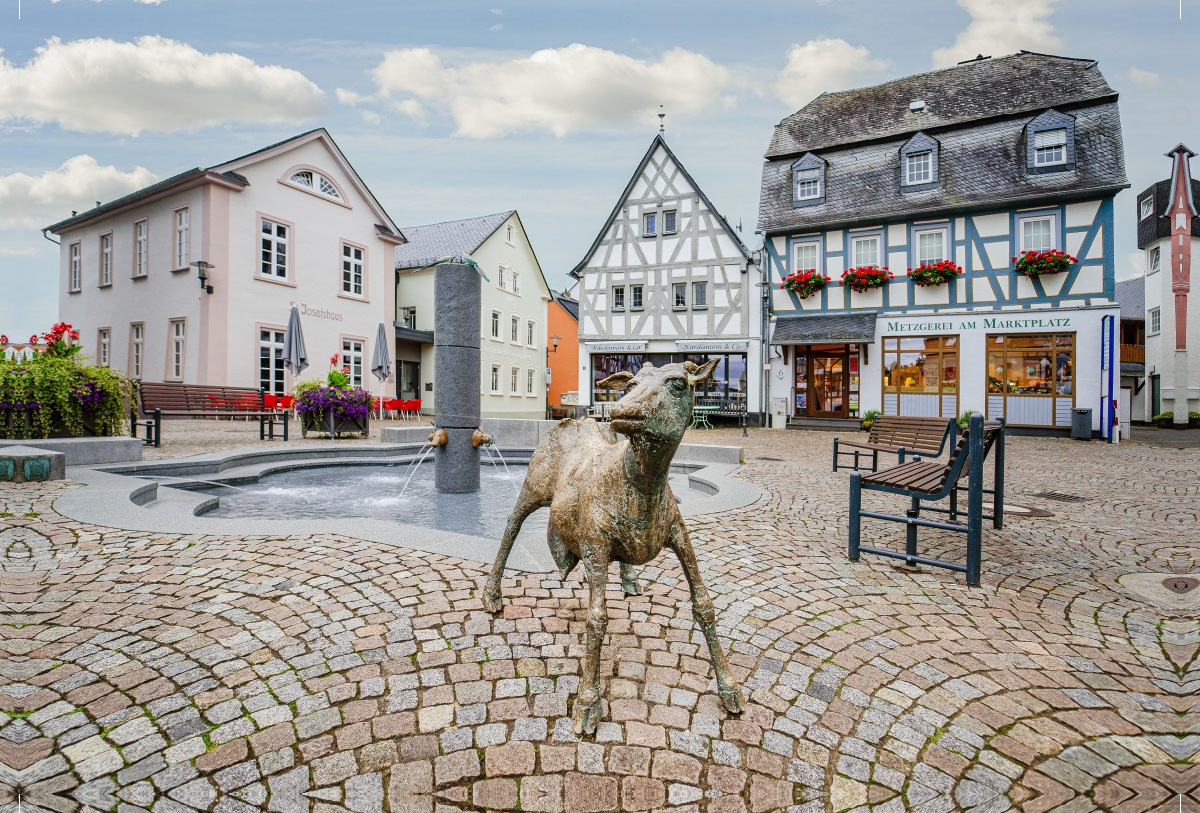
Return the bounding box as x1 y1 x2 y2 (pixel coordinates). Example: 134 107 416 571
97 328 110 367
341 339 364 388
491 310 501 340
794 168 821 200
134 219 148 278
673 282 686 309
286 169 343 202
1149 246 1161 274
644 212 657 237
663 210 677 234
491 364 501 393
527 320 535 347
1149 307 1161 335
792 240 819 273
100 233 113 287
526 368 535 395
510 365 520 394
69 242 81 292
1018 214 1058 253
169 319 186 381
498 266 507 291
506 224 514 244
260 328 287 395
631 284 643 309
175 208 189 270
612 285 626 311
131 323 144 380
1033 128 1067 167
905 151 932 185
852 235 881 268
511 271 520 295
1140 197 1154 221
260 217 289 279
341 241 365 297
913 227 947 266
511 315 520 343
693 281 707 308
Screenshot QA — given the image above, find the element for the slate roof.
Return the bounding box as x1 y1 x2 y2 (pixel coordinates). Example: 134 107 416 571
770 312 878 345
552 292 579 322
1115 277 1145 320
1136 178 1200 248
394 212 515 270
767 52 1115 159
758 53 1128 235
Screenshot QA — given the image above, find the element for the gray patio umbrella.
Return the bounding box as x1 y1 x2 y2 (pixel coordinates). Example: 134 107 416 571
370 322 391 419
282 306 308 376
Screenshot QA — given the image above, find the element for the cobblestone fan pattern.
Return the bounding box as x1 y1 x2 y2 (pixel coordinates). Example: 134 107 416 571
0 430 1197 813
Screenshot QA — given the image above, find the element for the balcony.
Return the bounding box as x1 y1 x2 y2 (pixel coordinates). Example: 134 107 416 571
1120 344 1145 364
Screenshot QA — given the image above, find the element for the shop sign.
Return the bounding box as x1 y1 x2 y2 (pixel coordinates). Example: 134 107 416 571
587 342 646 352
290 301 344 322
884 316 1072 333
676 341 748 351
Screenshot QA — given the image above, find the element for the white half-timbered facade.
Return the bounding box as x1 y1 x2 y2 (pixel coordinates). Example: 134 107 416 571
571 135 763 421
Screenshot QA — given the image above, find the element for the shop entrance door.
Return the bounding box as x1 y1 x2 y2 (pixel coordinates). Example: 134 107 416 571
811 354 847 417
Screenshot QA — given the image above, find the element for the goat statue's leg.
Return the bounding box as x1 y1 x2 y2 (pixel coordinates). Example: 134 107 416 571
669 523 744 714
482 487 545 615
619 562 642 596
573 541 611 735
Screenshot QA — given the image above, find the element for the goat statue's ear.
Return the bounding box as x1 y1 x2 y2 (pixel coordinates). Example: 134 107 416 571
596 371 635 391
686 358 720 386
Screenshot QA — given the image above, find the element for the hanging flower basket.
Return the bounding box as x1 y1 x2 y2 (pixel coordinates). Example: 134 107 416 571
841 266 893 293
909 260 963 287
1012 250 1077 277
781 270 830 299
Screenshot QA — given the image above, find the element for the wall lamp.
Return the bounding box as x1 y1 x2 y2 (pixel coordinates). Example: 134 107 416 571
191 260 215 294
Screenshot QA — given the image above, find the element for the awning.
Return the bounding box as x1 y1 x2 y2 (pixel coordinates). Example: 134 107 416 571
394 323 435 344
770 312 878 345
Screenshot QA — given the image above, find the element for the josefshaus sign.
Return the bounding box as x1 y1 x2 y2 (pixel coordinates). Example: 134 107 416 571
290 301 344 322
883 315 1073 333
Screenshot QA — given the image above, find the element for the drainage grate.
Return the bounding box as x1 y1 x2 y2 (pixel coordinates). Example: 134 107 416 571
1163 576 1199 595
756 457 785 462
1032 491 1091 502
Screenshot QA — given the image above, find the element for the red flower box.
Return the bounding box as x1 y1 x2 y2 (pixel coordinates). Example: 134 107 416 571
908 260 962 287
781 269 830 300
841 266 893 293
1012 249 1077 277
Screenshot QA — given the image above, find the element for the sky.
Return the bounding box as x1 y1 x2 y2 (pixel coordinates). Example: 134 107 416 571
1 0 1197 340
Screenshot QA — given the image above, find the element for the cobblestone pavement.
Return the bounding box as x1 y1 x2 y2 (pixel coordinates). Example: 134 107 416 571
1 428 1197 813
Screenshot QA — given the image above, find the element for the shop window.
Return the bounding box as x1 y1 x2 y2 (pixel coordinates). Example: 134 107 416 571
985 333 1075 427
882 336 958 418
793 344 859 418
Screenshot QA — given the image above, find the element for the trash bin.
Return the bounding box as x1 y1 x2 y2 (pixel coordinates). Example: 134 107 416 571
1071 408 1092 440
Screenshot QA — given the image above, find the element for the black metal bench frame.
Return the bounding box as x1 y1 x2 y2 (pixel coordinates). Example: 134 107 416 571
131 385 287 448
833 416 956 473
847 414 1004 586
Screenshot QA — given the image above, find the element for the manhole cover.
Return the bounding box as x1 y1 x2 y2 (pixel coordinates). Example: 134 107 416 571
1032 491 1091 502
1163 576 1199 595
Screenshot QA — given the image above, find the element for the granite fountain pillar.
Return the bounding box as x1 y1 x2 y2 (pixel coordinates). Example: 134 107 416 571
433 262 481 493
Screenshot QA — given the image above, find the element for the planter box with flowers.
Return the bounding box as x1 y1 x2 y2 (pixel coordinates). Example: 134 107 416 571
909 260 963 287
295 354 372 438
1 323 133 440
840 266 893 293
780 269 830 301
1012 250 1077 277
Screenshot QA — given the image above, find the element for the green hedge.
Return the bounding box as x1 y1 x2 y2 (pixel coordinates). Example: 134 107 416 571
0 351 133 439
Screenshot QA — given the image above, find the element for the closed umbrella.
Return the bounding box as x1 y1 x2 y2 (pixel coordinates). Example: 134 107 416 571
282 306 307 416
370 322 391 420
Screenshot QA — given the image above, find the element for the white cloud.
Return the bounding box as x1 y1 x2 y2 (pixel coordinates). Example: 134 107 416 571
490 8 502 13
1121 67 1161 88
0 36 326 135
364 44 741 138
490 24 503 31
932 0 1063 69
0 155 158 230
1124 251 1145 278
774 38 889 110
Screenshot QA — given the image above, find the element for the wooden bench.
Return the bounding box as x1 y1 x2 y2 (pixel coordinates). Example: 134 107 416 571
833 415 956 472
131 382 288 447
847 414 1004 586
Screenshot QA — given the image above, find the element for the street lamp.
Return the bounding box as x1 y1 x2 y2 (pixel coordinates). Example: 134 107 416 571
191 260 215 294
548 335 561 354
545 336 561 419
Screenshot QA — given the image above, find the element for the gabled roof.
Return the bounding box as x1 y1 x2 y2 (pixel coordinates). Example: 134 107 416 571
552 291 579 322
1115 277 1144 320
1165 143 1198 218
394 211 515 270
767 51 1116 159
570 134 749 277
46 128 402 237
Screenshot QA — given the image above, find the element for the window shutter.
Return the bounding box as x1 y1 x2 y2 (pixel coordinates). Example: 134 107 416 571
1034 128 1066 148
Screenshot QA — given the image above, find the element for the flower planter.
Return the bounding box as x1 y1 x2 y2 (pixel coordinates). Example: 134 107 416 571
840 266 893 293
1190 417 1200 429
2 407 105 439
1013 250 1078 277
1157 417 1174 429
909 261 962 288
301 412 369 437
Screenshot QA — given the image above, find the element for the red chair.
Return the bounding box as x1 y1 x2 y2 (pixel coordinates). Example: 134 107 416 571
408 399 422 420
280 395 295 410
263 393 277 409
388 399 404 419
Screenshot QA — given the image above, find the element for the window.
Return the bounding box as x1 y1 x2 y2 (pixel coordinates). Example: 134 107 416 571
134 220 147 278
175 209 189 269
401 307 417 329
527 320 535 346
883 337 958 416
1021 216 1055 252
693 282 707 308
905 151 932 185
511 366 519 393
261 219 288 278
664 211 677 233
69 243 81 292
793 242 818 272
1150 246 1161 274
98 329 110 367
342 339 363 387
260 329 286 395
170 320 186 381
795 168 821 200
342 243 363 296
131 324 143 379
491 311 500 339
632 285 643 309
1150 307 1161 335
511 271 520 295
644 213 657 236
491 364 500 393
506 224 514 243
1034 128 1067 166
916 230 945 265
527 368 535 394
288 170 341 200
1140 197 1155 220
498 266 506 290
100 233 112 286
674 283 686 308
511 315 520 343
852 236 880 268
613 286 626 310
985 334 1076 426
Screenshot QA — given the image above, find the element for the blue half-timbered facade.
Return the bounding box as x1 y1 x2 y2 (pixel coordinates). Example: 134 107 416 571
758 51 1128 432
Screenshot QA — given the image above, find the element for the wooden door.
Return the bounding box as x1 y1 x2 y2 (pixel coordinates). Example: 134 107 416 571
810 353 848 417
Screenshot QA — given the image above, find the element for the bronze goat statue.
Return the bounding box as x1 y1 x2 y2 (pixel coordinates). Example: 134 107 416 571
482 359 744 733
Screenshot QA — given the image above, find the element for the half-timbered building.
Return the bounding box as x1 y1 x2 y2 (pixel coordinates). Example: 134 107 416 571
571 135 762 421
759 51 1128 436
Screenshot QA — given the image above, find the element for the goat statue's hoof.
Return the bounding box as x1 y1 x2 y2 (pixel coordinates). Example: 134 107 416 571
572 697 603 735
481 589 503 615
621 577 642 597
718 685 745 715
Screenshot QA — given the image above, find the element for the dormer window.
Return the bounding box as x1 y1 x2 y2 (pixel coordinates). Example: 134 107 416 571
1034 129 1067 166
899 132 939 191
1140 197 1154 220
1025 110 1075 174
287 169 342 200
791 152 826 208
